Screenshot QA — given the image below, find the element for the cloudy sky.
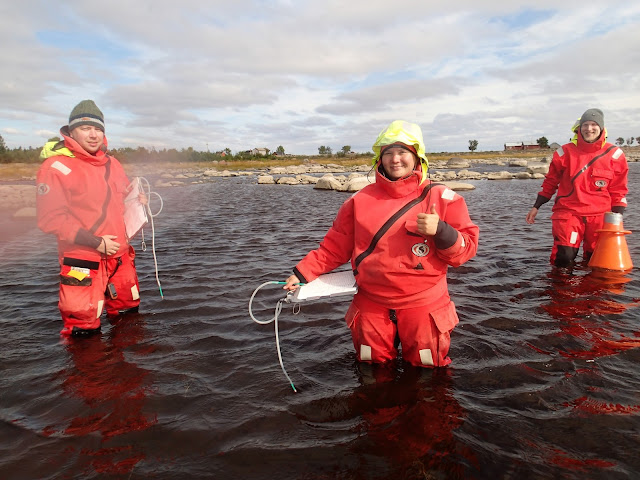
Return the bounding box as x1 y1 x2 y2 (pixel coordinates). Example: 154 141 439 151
1 1 639 155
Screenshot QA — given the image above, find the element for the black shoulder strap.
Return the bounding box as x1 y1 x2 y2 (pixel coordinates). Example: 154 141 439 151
88 156 112 233
555 145 617 202
353 183 437 275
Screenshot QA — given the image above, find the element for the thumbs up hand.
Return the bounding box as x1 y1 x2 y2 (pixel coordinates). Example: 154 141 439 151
416 204 440 236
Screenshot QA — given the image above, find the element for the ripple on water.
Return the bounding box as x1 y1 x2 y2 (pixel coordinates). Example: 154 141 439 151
2 169 640 478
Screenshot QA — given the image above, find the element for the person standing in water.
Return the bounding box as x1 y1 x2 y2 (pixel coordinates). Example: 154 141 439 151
37 100 145 337
283 120 479 367
526 108 628 267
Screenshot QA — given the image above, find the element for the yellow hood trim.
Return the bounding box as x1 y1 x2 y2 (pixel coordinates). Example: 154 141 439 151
39 140 75 160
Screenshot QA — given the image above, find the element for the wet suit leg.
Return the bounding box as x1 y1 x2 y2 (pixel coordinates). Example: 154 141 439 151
345 294 398 364
105 246 141 317
551 215 584 267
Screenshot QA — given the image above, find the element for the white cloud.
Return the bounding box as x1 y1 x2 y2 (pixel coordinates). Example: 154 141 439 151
0 1 639 153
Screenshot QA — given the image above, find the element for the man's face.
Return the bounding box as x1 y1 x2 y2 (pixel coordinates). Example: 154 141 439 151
580 121 602 144
70 125 104 154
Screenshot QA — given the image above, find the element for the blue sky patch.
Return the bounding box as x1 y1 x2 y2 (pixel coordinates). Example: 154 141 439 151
490 9 554 29
36 30 134 61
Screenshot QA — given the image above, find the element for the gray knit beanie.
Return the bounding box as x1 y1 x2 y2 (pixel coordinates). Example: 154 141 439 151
68 100 105 132
580 108 604 129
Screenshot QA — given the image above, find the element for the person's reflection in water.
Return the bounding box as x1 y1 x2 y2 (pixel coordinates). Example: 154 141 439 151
541 268 640 360
59 314 157 476
509 266 640 477
350 361 479 478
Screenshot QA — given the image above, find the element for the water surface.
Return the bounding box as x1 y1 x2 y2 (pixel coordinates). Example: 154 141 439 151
1 166 640 479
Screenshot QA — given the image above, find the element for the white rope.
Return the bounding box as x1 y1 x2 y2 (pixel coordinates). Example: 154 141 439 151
138 177 164 298
249 281 297 392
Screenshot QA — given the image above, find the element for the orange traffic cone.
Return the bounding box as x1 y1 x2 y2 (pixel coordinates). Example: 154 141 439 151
588 212 633 272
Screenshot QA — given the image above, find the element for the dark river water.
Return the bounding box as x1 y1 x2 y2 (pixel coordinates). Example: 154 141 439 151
2 164 640 479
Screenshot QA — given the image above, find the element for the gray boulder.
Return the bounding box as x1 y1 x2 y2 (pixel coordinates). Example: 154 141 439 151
315 174 343 190
446 157 471 169
345 176 373 192
527 163 550 175
508 159 528 167
276 176 299 185
257 175 275 184
487 171 513 180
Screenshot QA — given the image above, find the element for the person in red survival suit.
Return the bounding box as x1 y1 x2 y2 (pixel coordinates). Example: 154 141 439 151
36 100 145 337
283 120 479 367
526 108 628 267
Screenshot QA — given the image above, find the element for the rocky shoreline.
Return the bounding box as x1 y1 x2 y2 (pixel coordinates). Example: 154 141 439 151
151 156 552 189
3 152 639 218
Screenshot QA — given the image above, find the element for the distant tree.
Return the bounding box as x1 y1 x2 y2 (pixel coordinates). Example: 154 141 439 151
47 136 61 142
627 137 635 146
536 136 549 148
318 146 332 155
341 145 351 155
616 137 625 146
276 145 285 156
468 139 478 152
636 137 640 145
224 147 232 156
0 134 6 154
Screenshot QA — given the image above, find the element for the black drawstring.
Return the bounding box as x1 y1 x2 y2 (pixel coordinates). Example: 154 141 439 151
108 256 123 280
389 309 400 349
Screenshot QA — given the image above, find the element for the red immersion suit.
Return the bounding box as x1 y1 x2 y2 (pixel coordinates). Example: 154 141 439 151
537 132 628 264
294 169 479 367
37 128 141 335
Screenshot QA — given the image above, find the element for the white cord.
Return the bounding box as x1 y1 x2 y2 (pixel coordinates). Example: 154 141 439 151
138 177 164 298
249 281 297 392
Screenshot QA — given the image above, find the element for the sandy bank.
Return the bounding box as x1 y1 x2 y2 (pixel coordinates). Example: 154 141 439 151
0 185 36 217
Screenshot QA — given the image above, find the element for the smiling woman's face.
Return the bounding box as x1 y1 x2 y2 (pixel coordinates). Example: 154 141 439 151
380 146 417 180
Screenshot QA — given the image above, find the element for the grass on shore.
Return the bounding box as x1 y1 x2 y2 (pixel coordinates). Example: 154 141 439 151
0 163 41 181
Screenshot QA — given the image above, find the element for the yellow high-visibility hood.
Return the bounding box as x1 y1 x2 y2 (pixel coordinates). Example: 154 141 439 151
371 120 429 183
40 140 74 160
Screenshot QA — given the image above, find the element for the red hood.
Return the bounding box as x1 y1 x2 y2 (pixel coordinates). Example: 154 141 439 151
60 125 110 166
577 129 607 153
375 167 423 198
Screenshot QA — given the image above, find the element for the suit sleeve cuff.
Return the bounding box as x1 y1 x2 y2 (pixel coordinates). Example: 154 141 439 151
533 194 551 209
433 220 458 250
293 267 308 283
75 229 102 249
612 205 626 215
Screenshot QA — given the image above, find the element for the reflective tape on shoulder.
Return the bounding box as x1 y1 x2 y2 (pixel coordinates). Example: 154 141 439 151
613 148 623 160
556 146 564 157
51 160 71 175
441 188 455 201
